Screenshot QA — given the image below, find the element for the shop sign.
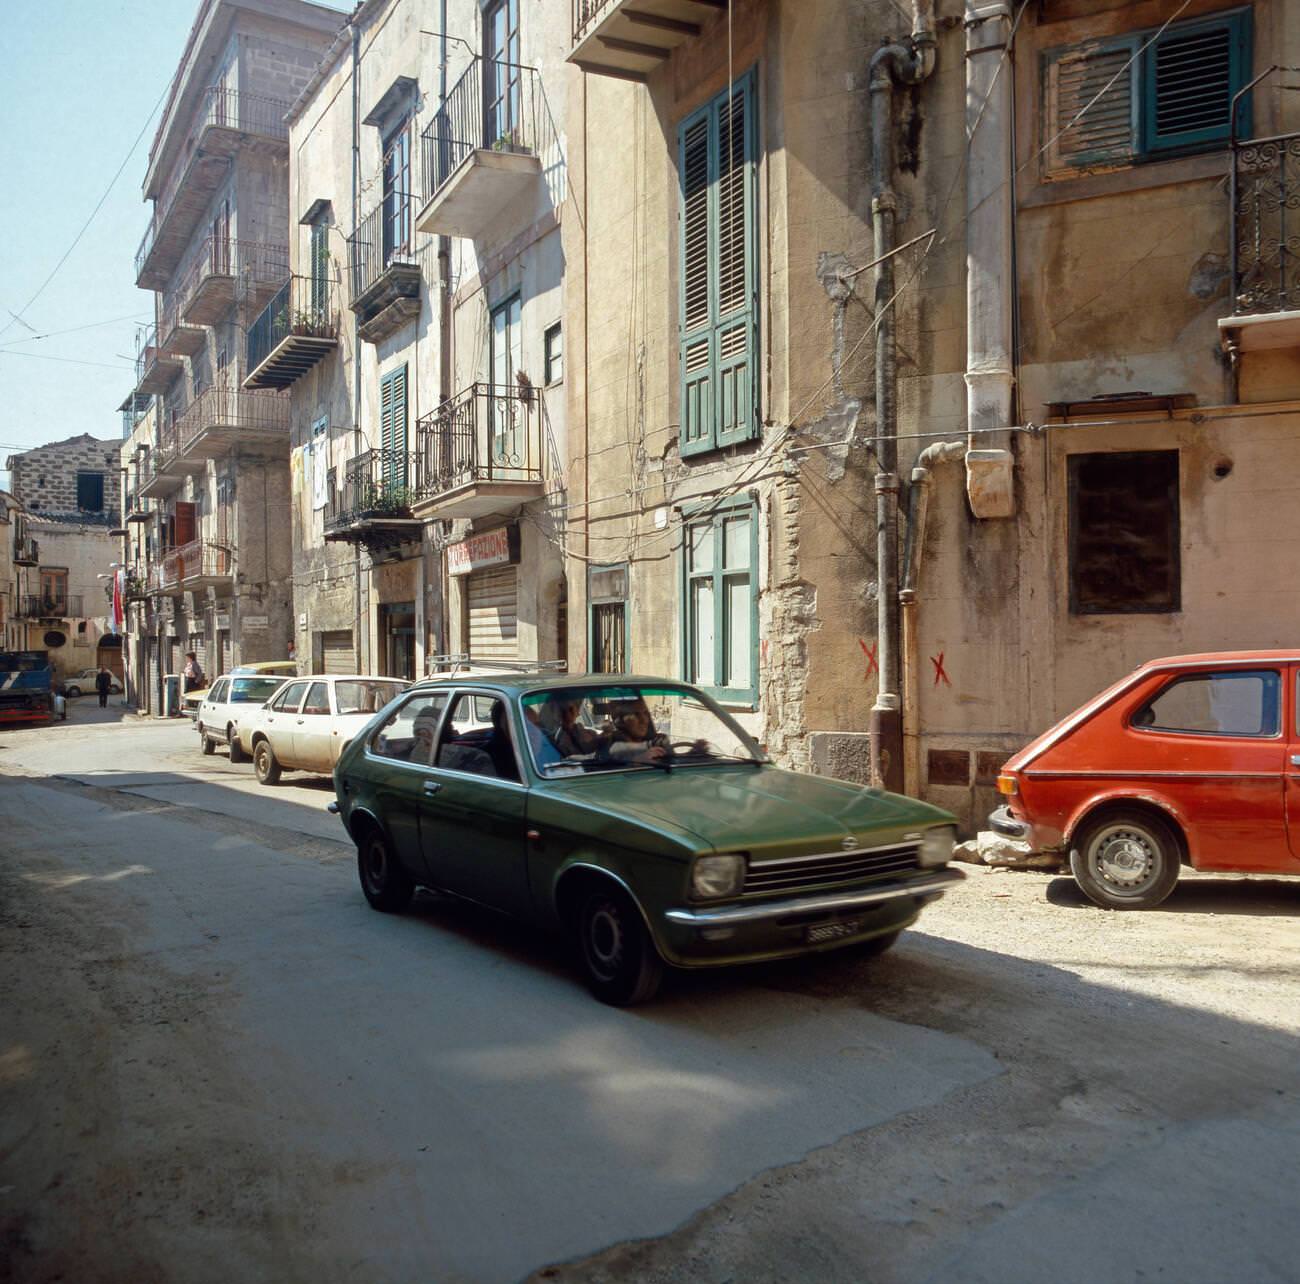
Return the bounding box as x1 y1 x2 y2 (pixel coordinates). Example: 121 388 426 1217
243 615 269 630
446 525 518 576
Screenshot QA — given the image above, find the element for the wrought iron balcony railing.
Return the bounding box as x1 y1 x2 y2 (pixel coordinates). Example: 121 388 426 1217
348 192 420 302
17 594 83 619
572 0 614 43
1231 130 1300 314
172 385 291 458
325 449 421 534
415 382 543 499
420 58 542 200
245 274 340 387
136 88 291 286
160 538 231 590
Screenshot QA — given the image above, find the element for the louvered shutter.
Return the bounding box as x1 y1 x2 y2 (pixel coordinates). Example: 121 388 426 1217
1144 9 1251 153
679 69 758 457
679 112 713 454
379 366 408 486
1044 38 1137 174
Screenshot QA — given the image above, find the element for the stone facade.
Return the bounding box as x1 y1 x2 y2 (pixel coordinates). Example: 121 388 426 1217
6 435 119 521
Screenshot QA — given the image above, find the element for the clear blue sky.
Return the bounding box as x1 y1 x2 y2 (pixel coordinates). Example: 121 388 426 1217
0 0 348 489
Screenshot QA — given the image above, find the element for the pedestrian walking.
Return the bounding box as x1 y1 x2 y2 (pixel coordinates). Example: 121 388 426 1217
95 666 113 709
182 651 205 694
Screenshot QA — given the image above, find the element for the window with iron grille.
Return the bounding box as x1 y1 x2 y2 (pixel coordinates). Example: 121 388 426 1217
678 69 759 457
1043 7 1251 177
1068 451 1180 614
588 563 628 674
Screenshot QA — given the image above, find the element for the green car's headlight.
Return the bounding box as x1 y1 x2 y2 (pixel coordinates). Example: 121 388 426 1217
918 825 957 868
691 853 746 899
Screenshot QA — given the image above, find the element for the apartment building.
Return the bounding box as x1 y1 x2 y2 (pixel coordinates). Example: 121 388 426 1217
122 0 341 710
4 435 121 681
266 0 569 677
564 0 1300 826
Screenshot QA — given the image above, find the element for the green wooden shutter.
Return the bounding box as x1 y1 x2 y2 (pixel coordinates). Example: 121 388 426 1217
679 110 713 456
679 69 758 457
1143 8 1251 153
713 74 757 448
1043 38 1138 174
379 365 408 486
310 220 329 316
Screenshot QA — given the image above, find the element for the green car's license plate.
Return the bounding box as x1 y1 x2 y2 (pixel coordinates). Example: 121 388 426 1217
805 918 860 944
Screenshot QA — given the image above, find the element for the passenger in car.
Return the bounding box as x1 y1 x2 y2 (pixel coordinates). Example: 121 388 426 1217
485 701 519 781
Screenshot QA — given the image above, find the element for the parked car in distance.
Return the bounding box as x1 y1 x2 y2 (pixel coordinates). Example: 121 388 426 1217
196 673 296 761
62 668 122 697
330 675 962 1005
991 651 1300 910
239 675 410 783
184 659 297 720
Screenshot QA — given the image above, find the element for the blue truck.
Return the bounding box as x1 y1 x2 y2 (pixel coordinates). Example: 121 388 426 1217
0 650 62 726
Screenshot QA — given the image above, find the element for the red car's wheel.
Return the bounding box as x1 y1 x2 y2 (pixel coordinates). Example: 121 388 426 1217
1070 810 1181 910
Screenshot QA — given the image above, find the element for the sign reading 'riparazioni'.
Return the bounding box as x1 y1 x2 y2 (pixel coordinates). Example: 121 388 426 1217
446 526 516 576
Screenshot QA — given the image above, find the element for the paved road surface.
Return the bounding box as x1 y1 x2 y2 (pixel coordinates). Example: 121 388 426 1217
1 709 1298 1283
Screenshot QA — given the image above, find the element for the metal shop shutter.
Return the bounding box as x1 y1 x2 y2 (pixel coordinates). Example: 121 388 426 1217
189 633 206 674
321 630 356 674
466 566 518 661
215 630 229 677
147 641 160 715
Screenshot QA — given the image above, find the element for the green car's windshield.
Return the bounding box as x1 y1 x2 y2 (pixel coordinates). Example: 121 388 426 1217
520 684 764 776
229 677 286 703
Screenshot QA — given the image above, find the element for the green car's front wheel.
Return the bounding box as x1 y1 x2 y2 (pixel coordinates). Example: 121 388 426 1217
576 886 663 1006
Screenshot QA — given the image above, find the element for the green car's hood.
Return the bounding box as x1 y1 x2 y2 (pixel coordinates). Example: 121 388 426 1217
546 764 952 858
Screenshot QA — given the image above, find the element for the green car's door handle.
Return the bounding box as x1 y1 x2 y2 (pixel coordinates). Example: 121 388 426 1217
423 780 442 796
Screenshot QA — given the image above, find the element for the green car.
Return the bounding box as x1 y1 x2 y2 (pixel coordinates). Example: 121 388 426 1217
331 675 962 1005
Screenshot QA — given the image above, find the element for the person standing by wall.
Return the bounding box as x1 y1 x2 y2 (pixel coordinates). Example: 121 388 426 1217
95 666 113 709
182 651 205 695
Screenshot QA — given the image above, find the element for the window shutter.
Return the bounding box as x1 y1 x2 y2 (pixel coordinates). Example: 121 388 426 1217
714 78 757 448
679 111 713 455
679 70 758 457
1044 39 1137 174
1144 9 1251 153
310 220 329 315
380 366 408 485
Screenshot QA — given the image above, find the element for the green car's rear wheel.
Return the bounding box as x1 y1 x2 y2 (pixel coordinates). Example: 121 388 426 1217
357 826 414 913
576 886 663 1006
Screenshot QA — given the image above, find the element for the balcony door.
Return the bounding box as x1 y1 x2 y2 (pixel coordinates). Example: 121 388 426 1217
488 294 522 472
484 0 521 149
382 125 412 264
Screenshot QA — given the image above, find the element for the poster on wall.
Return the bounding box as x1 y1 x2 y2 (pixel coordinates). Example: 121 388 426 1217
446 526 520 576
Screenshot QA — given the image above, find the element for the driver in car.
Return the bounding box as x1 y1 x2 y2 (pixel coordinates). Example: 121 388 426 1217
603 697 708 764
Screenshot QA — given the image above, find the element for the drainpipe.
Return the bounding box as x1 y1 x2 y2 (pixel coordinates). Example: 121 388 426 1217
900 439 964 796
963 2 1016 518
351 19 366 673
868 0 937 793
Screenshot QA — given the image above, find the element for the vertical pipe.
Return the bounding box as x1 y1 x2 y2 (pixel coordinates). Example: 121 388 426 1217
351 19 365 674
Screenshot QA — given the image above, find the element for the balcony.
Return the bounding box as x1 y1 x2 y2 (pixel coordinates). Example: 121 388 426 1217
159 539 232 595
134 323 183 397
416 59 543 241
1222 128 1300 357
324 449 423 548
413 383 544 520
138 446 184 499
569 0 724 81
125 491 152 522
172 385 291 462
348 194 421 343
17 594 83 620
13 534 38 566
243 275 340 389
136 88 291 291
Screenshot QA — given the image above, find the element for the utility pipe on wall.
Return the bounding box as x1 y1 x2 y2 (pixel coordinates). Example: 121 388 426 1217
900 439 965 797
867 0 937 793
963 1 1016 518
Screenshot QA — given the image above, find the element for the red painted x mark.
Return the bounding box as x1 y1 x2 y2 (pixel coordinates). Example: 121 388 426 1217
859 639 878 680
931 652 952 688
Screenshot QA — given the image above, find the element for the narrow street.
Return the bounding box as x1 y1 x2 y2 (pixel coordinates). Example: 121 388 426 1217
2 710 1298 1283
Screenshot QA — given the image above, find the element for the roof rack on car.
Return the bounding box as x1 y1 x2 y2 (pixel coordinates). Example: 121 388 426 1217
424 653 568 678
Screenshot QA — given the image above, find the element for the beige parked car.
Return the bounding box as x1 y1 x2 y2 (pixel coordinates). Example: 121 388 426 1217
236 675 410 784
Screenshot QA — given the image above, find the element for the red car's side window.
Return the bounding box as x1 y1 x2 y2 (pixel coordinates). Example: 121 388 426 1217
1131 670 1281 739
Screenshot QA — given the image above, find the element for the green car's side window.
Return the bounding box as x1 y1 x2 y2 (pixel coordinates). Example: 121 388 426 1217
371 692 449 766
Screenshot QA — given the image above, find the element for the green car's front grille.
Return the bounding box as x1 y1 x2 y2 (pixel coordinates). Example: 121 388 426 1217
742 842 921 897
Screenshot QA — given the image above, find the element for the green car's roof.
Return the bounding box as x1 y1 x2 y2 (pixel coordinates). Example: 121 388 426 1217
412 673 689 696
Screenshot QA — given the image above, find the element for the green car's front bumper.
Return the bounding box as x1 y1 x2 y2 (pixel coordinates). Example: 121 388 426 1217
655 867 964 967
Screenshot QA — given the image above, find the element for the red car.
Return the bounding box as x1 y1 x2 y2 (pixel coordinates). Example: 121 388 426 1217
989 651 1300 909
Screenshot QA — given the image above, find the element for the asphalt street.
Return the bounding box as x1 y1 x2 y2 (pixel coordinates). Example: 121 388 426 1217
1 704 1298 1283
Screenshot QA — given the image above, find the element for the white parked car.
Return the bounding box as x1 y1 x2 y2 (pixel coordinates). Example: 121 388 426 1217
62 669 123 697
196 673 297 761
237 675 410 784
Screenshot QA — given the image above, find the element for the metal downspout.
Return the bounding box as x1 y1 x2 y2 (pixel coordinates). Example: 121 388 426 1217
867 0 936 793
351 20 365 673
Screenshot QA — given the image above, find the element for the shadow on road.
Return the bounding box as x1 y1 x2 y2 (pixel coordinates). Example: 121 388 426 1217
1043 873 1300 916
